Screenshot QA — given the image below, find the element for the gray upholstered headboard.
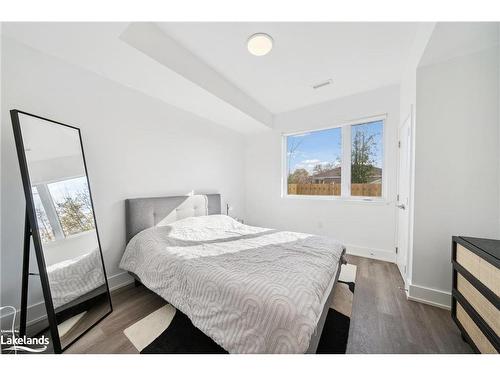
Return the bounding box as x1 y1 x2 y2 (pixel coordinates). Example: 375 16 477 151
125 194 221 243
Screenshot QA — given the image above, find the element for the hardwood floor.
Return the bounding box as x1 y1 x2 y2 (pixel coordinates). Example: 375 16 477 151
65 284 165 354
65 255 472 354
345 255 471 354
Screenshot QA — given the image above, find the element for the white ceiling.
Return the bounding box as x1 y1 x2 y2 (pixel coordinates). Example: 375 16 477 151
158 22 419 114
3 23 270 134
4 22 421 133
119 23 272 127
419 22 499 67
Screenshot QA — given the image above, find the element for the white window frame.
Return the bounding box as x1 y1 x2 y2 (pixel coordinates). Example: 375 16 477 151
282 114 387 202
33 184 65 240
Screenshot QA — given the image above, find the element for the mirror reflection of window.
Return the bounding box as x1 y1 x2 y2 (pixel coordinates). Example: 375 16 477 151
32 186 56 243
47 176 95 237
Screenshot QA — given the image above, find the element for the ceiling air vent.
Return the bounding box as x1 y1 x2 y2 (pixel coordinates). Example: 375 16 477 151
312 79 333 90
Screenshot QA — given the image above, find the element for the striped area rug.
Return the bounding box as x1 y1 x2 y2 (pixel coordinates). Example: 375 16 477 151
124 264 356 354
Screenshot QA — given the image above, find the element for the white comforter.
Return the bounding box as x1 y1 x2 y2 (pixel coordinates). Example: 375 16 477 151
119 215 344 353
47 248 105 309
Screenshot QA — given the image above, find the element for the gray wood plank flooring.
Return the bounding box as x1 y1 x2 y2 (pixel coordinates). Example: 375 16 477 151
345 255 471 353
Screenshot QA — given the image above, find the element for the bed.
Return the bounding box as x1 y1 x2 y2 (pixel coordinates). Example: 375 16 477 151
119 194 345 354
47 247 106 310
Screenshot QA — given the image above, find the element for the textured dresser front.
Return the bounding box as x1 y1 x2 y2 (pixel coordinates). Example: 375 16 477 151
451 237 499 354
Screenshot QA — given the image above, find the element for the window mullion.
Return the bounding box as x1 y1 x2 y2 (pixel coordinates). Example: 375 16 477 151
36 184 65 239
341 125 351 198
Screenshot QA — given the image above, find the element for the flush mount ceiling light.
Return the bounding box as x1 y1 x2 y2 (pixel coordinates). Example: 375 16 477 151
247 33 273 56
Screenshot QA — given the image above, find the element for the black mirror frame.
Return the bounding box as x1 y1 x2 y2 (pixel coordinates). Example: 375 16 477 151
10 109 113 353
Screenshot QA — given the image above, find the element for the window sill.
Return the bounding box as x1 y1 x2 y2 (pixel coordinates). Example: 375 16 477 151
43 229 96 248
282 194 391 205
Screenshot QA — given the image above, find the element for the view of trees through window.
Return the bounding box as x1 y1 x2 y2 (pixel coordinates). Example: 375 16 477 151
48 177 95 237
33 176 95 243
286 119 383 198
33 187 56 243
351 121 383 197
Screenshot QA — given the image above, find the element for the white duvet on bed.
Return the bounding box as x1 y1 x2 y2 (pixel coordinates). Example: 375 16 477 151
119 215 344 353
47 248 105 309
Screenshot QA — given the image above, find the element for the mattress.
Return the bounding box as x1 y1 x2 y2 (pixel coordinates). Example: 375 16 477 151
47 248 106 309
119 214 345 353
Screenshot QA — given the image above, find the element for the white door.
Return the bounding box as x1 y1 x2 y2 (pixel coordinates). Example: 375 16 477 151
396 113 412 283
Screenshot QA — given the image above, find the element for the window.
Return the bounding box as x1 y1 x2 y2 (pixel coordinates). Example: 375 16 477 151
284 117 384 200
48 176 95 237
351 120 383 197
32 187 55 243
287 127 342 196
32 176 95 243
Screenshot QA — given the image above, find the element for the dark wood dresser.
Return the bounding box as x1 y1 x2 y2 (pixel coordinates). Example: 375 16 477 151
451 236 499 353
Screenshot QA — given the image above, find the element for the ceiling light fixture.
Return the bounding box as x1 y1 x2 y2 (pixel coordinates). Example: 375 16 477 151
247 33 273 56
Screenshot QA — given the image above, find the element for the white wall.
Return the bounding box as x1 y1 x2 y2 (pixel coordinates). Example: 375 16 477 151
43 231 98 266
411 45 500 308
400 24 436 122
0 38 246 327
245 85 400 261
29 156 84 185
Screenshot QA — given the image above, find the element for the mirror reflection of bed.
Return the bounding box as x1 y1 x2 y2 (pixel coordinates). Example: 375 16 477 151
17 113 112 351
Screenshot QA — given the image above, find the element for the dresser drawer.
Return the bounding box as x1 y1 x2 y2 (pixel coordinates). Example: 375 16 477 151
457 274 499 335
456 244 500 297
456 302 498 354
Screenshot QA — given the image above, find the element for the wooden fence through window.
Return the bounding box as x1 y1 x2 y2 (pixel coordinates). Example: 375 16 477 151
287 183 381 197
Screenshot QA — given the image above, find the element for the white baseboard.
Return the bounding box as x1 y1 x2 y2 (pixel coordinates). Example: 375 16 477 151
107 271 134 291
406 283 451 310
0 272 134 330
345 244 396 263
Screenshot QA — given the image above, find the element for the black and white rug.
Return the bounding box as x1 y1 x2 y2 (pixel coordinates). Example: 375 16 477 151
124 264 356 354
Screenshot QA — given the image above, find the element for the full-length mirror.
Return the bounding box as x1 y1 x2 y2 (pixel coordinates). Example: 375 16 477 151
11 110 112 353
